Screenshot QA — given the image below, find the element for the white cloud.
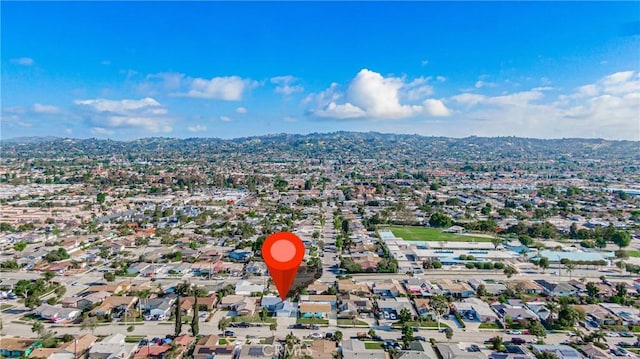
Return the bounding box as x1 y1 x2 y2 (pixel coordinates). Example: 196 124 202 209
436 76 446 82
65 128 73 134
33 104 61 114
10 57 34 66
445 70 640 140
219 116 232 122
75 97 173 133
235 107 248 114
271 75 304 95
422 99 452 116
310 69 451 120
187 125 207 132
475 80 497 89
421 60 429 66
283 116 297 123
302 83 342 107
100 60 111 66
186 76 257 100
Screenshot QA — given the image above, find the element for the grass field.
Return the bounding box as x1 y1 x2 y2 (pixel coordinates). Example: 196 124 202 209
364 342 385 350
387 226 493 242
627 250 640 258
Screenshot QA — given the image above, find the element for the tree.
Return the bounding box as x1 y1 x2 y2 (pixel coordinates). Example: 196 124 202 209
103 272 116 282
31 321 44 335
96 192 106 204
218 317 229 333
269 322 277 336
42 271 55 284
429 212 452 228
174 299 182 336
564 262 575 280
491 237 502 250
490 336 504 352
25 294 40 309
401 323 414 347
544 301 559 327
476 284 487 297
190 295 199 336
504 266 518 278
612 231 631 249
333 330 343 343
586 282 599 298
444 327 453 342
398 308 412 325
538 257 549 272
430 295 449 331
13 241 27 252
80 316 98 335
528 320 547 339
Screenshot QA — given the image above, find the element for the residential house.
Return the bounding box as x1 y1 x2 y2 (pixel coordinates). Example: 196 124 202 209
144 297 174 319
533 280 577 297
90 296 138 316
437 279 475 298
34 304 81 323
371 279 405 298
180 296 218 315
492 302 538 322
192 335 237 359
56 334 98 358
580 343 609 359
260 296 295 317
234 280 264 296
468 279 506 296
306 281 330 295
530 345 581 359
600 303 640 326
88 333 138 359
0 338 41 358
341 339 389 359
452 298 499 323
435 343 483 359
507 280 544 295
244 261 267 276
237 345 275 359
413 298 435 320
525 302 552 323
378 298 417 320
299 302 332 319
228 249 252 262
574 304 618 326
337 279 371 295
310 339 336 359
404 278 439 297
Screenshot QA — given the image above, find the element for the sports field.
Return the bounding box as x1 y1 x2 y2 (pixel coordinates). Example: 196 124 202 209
387 226 493 242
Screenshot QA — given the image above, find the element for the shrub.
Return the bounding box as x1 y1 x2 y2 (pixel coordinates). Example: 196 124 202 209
127 325 134 332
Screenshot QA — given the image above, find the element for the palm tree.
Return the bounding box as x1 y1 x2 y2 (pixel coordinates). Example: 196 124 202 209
269 322 277 337
218 317 229 333
333 330 343 343
430 295 449 331
544 301 559 327
490 336 504 352
80 316 98 335
565 262 575 280
591 330 606 343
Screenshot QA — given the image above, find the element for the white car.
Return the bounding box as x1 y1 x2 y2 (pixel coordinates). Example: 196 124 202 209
309 333 323 339
606 332 620 337
506 330 522 335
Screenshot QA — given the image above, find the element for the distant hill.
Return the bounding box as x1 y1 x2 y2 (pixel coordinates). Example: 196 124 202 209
1 132 638 162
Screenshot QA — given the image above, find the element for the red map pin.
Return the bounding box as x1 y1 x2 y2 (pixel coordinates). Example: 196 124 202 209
262 232 305 300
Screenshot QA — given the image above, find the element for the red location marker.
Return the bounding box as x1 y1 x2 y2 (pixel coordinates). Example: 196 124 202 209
262 232 305 300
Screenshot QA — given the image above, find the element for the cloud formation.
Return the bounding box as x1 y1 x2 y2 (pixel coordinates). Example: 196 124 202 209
75 97 173 133
310 69 451 120
447 70 640 139
32 104 61 114
137 72 258 101
187 125 207 132
10 57 34 66
271 75 304 95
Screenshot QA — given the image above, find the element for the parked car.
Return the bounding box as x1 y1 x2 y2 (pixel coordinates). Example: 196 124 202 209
506 330 521 335
619 331 634 338
510 338 526 345
415 336 426 342
606 332 621 337
468 344 481 352
308 333 323 339
224 330 235 337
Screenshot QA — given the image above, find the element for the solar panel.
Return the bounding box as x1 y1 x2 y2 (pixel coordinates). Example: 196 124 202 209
248 347 264 356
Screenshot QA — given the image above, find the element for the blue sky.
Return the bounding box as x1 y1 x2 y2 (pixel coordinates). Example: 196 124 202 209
2 1 639 140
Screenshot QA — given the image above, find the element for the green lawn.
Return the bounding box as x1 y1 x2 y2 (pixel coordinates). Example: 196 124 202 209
479 321 503 329
386 226 493 242
125 336 145 343
364 342 385 350
627 250 640 258
297 318 329 325
0 304 14 311
337 319 368 326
